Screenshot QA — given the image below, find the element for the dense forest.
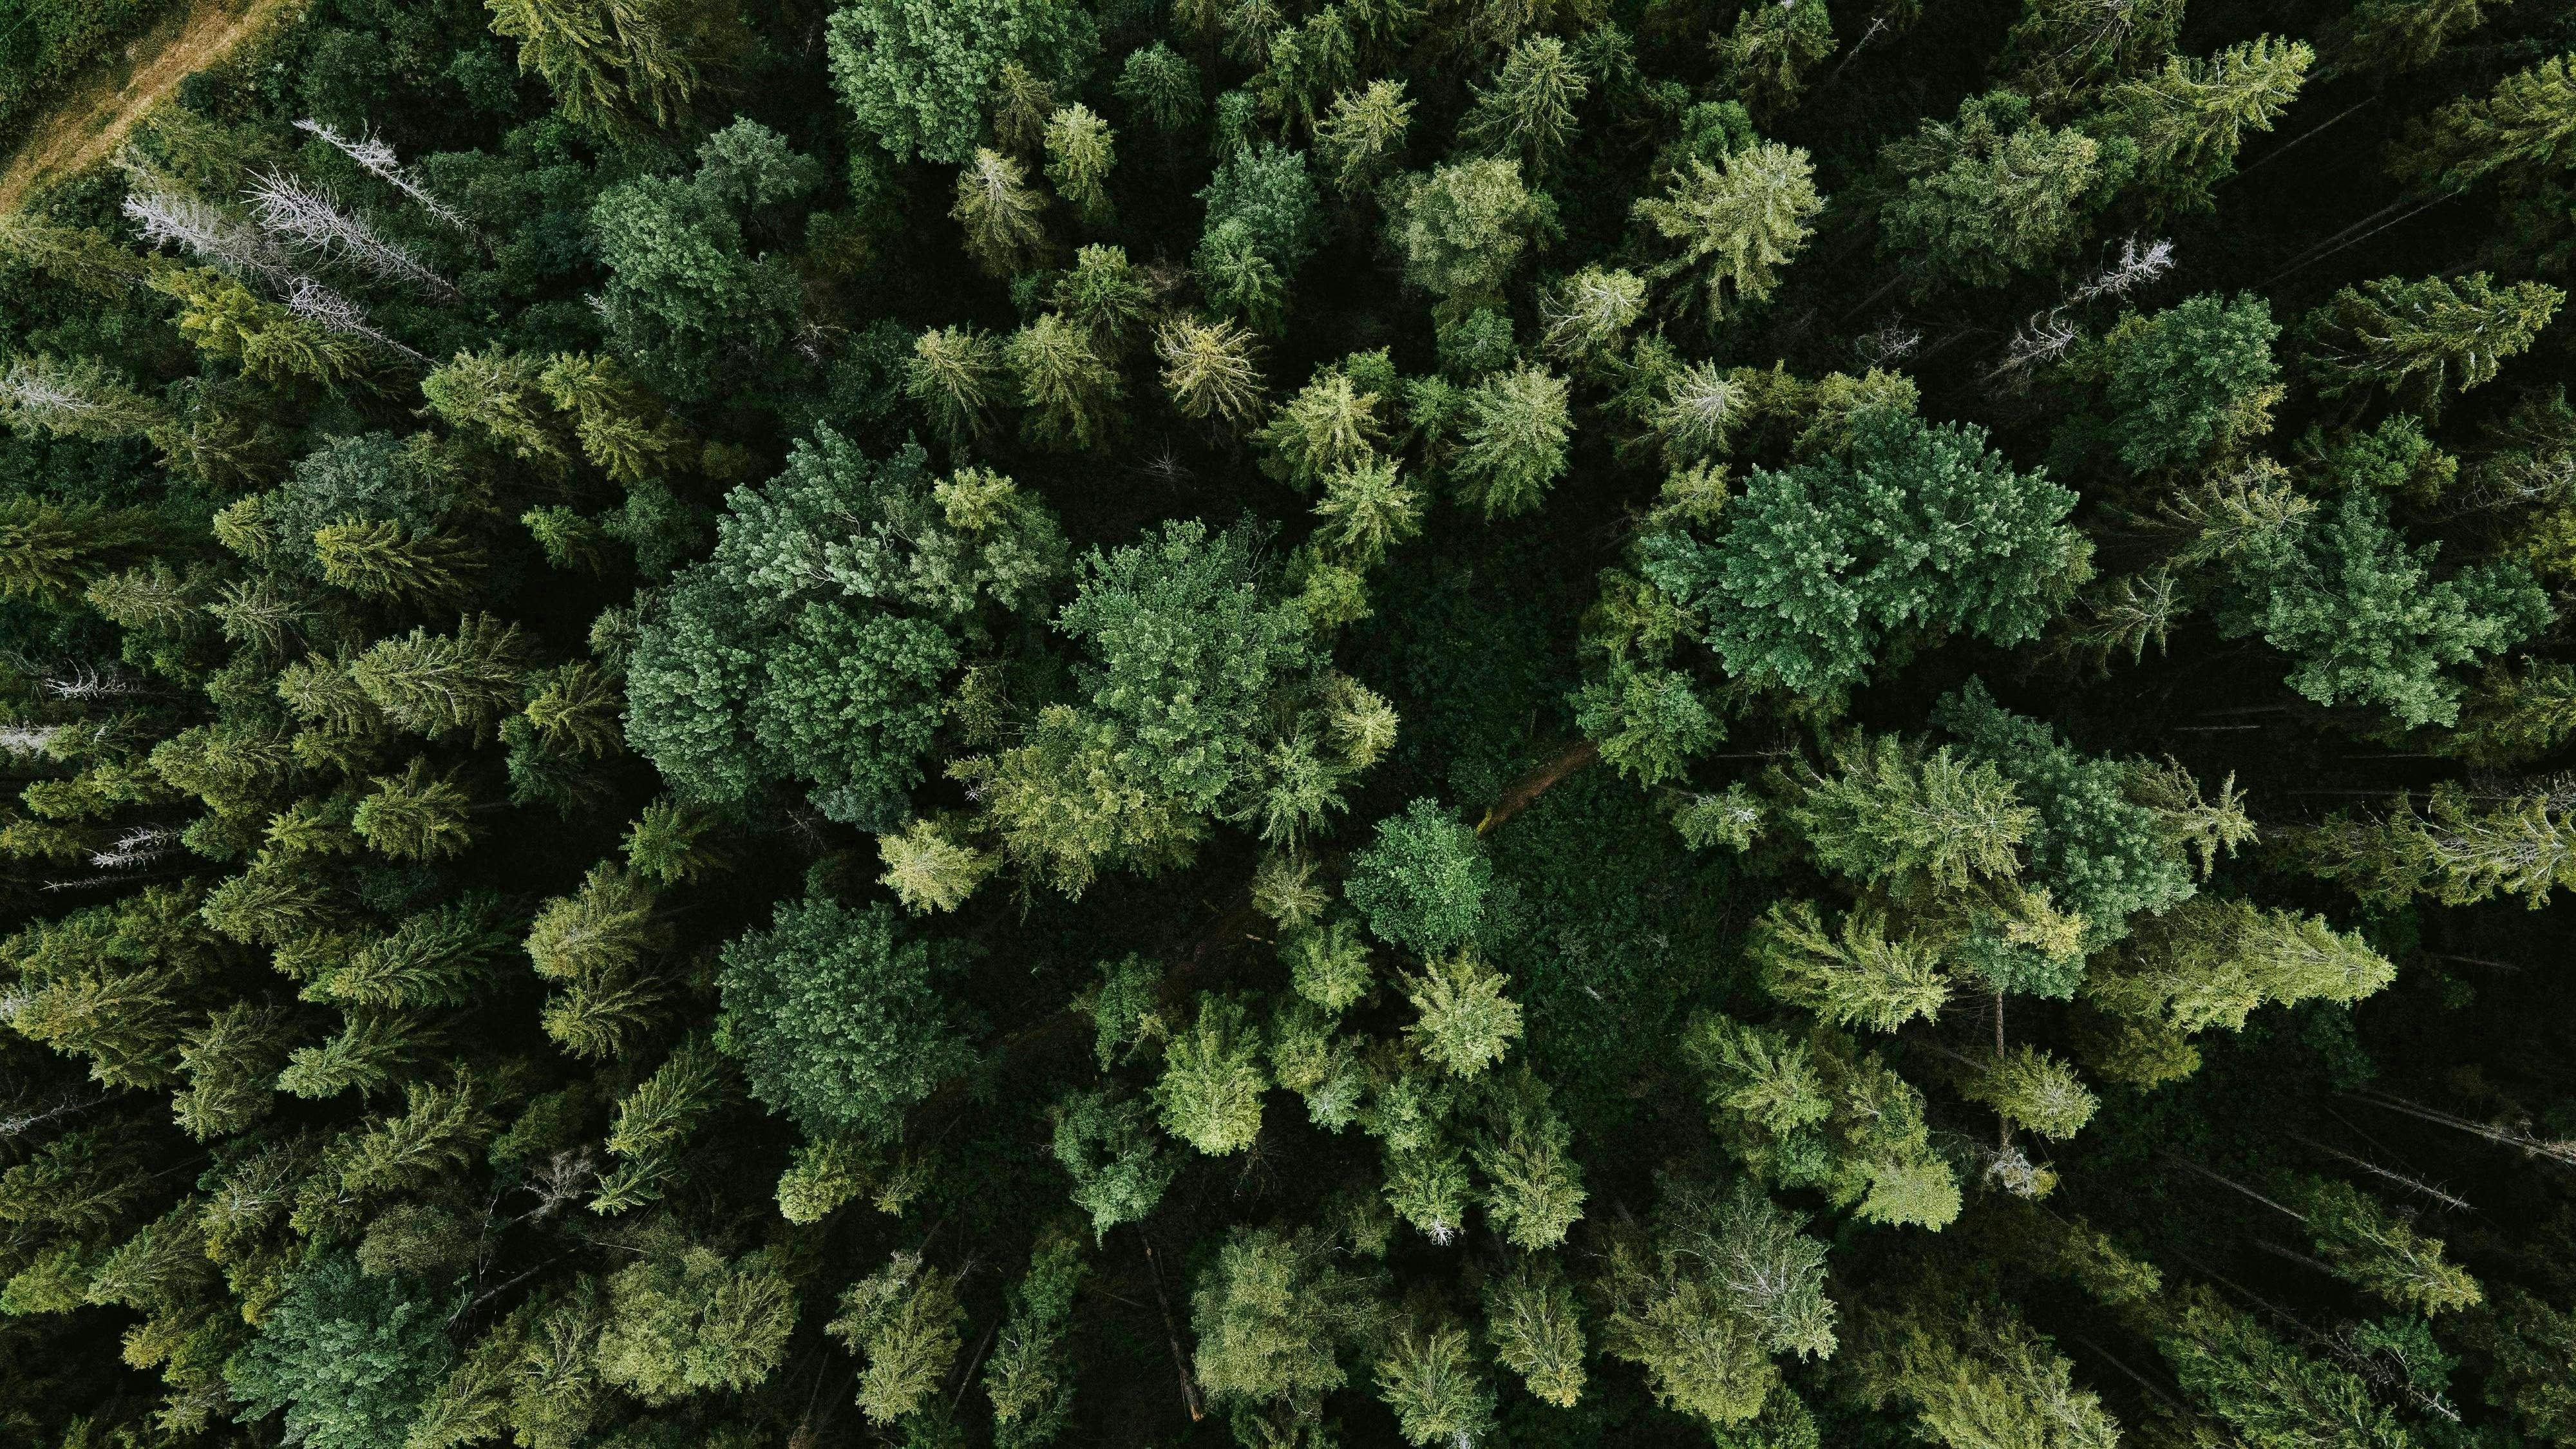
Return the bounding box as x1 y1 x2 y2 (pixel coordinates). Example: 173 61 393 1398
1 0 2574 1443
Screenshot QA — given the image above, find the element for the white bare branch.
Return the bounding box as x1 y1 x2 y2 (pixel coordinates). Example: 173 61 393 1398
296 118 474 234
247 170 459 299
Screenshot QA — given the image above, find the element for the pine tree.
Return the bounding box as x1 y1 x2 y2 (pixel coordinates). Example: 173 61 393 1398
1190 1226 1378 1437
2391 52 2576 194
1962 1045 2099 1141
1539 265 1647 363
1153 993 1269 1153
350 615 536 741
1380 156 1557 312
0 497 162 603
907 324 1006 444
594 1242 797 1401
2304 273 2563 412
1786 732 2035 891
1375 1320 1497 1448
985 1226 1087 1448
1752 900 1951 1032
1052 1088 1178 1237
593 1034 726 1212
953 148 1052 277
1317 79 1415 195
1255 365 1387 491
1157 315 1271 428
1007 312 1125 451
1115 42 1204 131
1879 92 2110 290
1314 455 1423 565
1451 365 1573 520
351 757 477 860
1484 1260 1586 1406
829 1252 965 1423
1470 1069 1586 1247
2158 1290 2410 1449
484 0 713 131
0 355 170 440
1716 0 1837 115
315 518 486 605
2099 37 2313 216
2297 1179 2481 1316
1461 35 1588 173
1043 105 1118 224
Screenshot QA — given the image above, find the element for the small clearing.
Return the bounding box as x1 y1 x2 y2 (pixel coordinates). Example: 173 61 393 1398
0 0 289 211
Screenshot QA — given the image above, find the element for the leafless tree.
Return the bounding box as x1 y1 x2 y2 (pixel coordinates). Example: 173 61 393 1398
296 118 473 233
247 170 459 299
285 276 429 362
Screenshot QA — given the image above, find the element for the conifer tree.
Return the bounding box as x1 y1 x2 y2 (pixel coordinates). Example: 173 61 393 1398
1115 41 1205 131
1484 1260 1586 1406
1159 316 1271 428
1375 1320 1497 1448
954 149 1053 277
907 325 1007 444
829 1252 965 1423
1716 0 1837 116
1007 313 1126 451
1461 35 1588 173
1316 79 1415 194
1451 365 1573 519
2391 52 2576 194
1043 104 1119 224
2303 273 2563 413
1153 992 1269 1153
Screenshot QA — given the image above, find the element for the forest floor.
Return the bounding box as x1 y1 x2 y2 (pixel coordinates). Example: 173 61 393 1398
0 0 288 211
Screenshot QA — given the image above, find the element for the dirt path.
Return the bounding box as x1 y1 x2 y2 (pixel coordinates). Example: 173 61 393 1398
0 0 287 211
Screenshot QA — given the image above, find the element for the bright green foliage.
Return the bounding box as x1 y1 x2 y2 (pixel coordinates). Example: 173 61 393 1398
2101 293 2280 471
876 814 1001 913
1380 157 1558 310
1599 1179 1836 1431
1963 1045 2099 1140
1452 365 1572 519
1054 245 1154 354
1317 79 1416 194
2392 52 2576 193
1374 1320 1497 1447
1461 35 1588 171
1044 104 1119 223
1052 1088 1178 1236
226 1254 455 1449
1009 312 1127 450
2159 1291 2412 1449
826 0 1097 162
627 433 1059 820
1190 1226 1380 1439
2098 37 2313 217
1484 1260 1586 1406
1157 316 1270 427
594 1244 797 1403
1752 900 1950 1032
485 0 719 131
1539 264 1647 362
2304 273 2563 412
2088 896 2396 1034
1153 993 1269 1153
909 324 1007 442
1643 411 2090 694
1346 799 1493 954
0 496 162 603
1402 945 1522 1078
985 1226 1088 1448
1857 1300 2121 1449
1470 1070 1585 1247
954 149 1054 276
1933 680 2199 957
715 897 976 1139
2219 489 2552 727
1115 41 1204 130
1683 1014 1962 1227
1256 364 1386 491
1198 144 1325 277
352 757 476 861
1633 141 1823 321
2304 780 2576 908
1785 732 2035 891
1880 91 2121 289
829 1252 966 1423
1716 0 1836 115
2298 1179 2482 1316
